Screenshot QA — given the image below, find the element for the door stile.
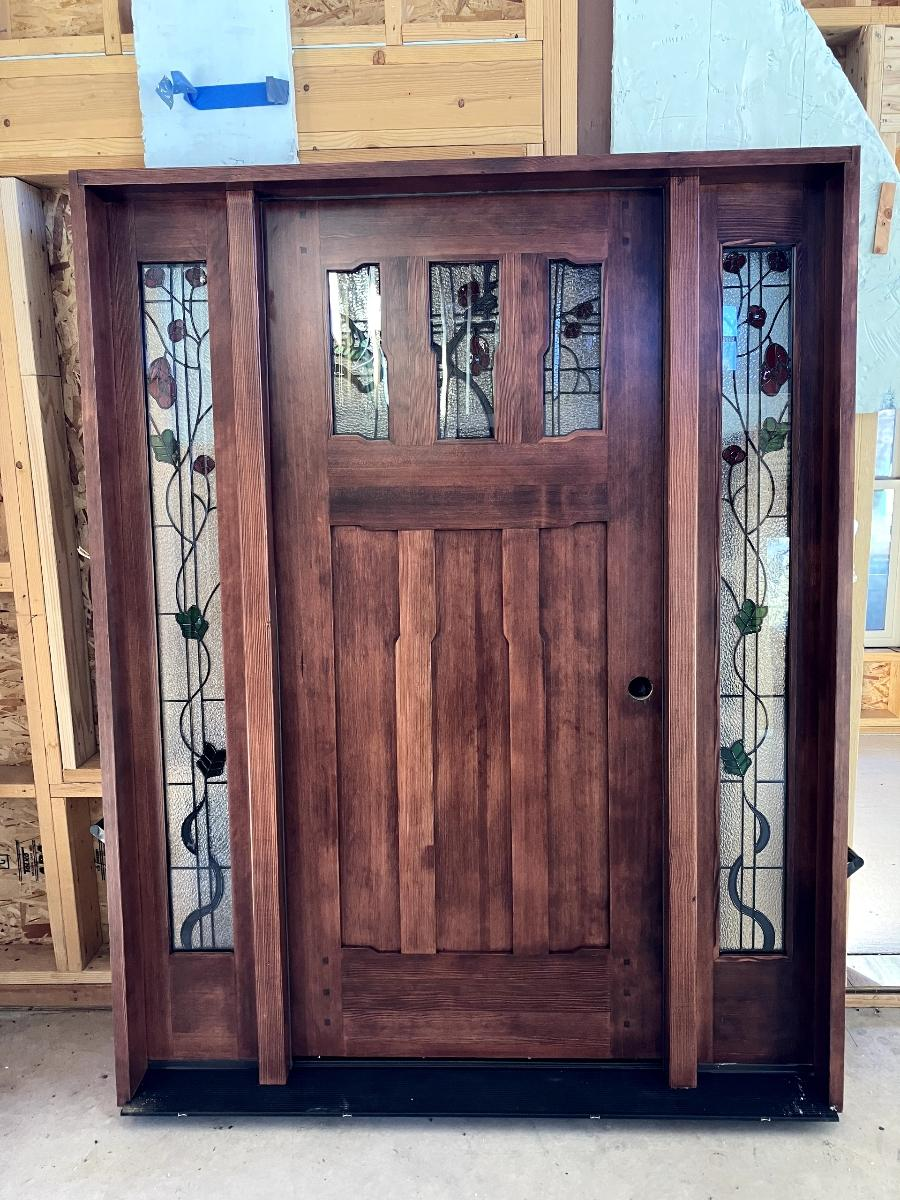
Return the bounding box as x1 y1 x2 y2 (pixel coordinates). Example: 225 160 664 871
664 173 701 1089
265 203 345 1056
225 188 290 1084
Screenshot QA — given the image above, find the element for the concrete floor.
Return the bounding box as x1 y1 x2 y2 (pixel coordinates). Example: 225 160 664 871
848 732 900 954
2 1008 900 1199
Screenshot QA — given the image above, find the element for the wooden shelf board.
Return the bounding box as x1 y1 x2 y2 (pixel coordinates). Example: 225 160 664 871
0 760 35 797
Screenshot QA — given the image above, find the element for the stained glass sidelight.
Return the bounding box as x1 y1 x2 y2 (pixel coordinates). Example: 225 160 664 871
430 261 500 439
544 260 602 436
140 262 232 951
328 264 389 438
719 246 792 954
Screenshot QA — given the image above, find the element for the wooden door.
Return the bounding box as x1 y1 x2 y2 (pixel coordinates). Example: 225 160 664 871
265 189 665 1061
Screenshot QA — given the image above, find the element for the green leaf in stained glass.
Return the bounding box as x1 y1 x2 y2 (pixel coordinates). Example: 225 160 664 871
733 598 769 636
759 416 789 456
176 605 209 641
720 739 752 778
149 428 180 467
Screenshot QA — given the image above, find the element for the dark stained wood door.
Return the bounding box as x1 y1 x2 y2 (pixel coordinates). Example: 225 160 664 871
264 189 665 1060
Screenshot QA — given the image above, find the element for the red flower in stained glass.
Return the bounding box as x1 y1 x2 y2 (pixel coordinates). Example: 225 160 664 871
193 454 216 476
766 249 790 274
148 356 176 409
167 318 185 342
761 342 790 396
185 265 207 287
574 301 594 320
564 321 582 339
722 444 747 466
723 251 747 275
747 305 766 329
144 265 165 289
469 333 490 372
457 278 481 307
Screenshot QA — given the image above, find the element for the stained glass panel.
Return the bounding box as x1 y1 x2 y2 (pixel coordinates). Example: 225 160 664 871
430 261 499 440
544 260 602 436
719 246 792 955
140 262 232 952
328 264 389 439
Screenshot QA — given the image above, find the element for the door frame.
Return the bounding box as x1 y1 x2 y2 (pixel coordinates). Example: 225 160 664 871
71 149 858 1114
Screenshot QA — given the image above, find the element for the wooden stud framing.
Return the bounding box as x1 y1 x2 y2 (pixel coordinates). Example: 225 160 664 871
874 179 895 252
0 176 101 975
665 174 700 1090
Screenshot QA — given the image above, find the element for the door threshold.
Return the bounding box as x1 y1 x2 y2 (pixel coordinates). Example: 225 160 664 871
124 1059 837 1121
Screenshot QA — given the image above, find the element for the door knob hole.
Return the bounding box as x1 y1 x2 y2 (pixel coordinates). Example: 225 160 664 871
628 676 653 701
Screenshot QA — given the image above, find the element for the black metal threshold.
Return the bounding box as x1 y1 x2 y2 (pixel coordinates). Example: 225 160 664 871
123 1059 837 1121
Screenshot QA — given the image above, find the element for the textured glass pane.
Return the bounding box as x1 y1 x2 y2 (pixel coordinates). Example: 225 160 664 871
430 261 499 440
718 246 792 954
875 407 896 477
328 265 388 438
544 260 602 436
140 262 232 951
866 488 894 631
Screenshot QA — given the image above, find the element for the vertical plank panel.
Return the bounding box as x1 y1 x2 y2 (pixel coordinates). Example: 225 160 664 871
333 527 401 950
502 528 548 955
434 530 511 952
542 523 608 951
381 256 435 446
226 187 290 1084
396 528 437 954
665 173 700 1089
494 253 546 445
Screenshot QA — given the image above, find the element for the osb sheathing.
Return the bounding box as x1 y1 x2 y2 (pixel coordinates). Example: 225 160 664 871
42 189 95 701
3 0 103 39
0 796 50 944
291 0 385 26
862 660 894 714
0 598 29 766
404 0 524 20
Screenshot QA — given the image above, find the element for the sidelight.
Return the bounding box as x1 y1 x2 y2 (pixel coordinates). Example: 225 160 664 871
430 260 500 440
544 260 602 436
328 264 389 439
718 246 793 955
140 262 232 951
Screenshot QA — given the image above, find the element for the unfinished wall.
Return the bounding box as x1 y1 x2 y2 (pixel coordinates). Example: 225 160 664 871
612 0 900 413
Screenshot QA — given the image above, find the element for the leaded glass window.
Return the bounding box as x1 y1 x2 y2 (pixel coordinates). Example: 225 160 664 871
328 264 389 438
430 261 499 440
544 260 602 436
140 262 232 952
719 246 792 955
